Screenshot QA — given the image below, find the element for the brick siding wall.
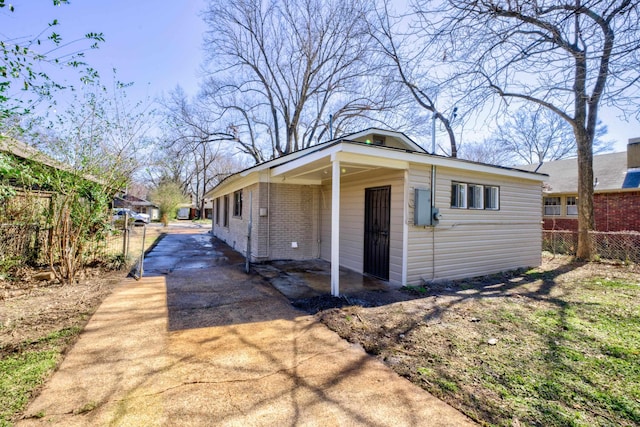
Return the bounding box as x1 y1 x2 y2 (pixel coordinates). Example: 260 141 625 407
543 191 640 232
267 183 320 260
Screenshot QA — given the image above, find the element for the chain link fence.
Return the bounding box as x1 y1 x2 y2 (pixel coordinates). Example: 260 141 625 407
1 222 149 270
0 224 50 266
543 230 640 263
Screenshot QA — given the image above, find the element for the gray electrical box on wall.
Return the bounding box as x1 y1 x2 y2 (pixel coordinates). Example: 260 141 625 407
414 188 432 226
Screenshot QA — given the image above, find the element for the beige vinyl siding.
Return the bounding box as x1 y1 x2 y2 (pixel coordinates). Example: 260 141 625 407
406 164 434 283
406 166 542 283
320 169 405 285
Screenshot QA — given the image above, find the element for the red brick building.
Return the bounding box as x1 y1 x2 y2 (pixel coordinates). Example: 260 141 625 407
521 138 640 232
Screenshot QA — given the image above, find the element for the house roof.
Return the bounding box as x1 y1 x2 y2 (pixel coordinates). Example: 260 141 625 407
208 129 546 197
1 136 106 185
114 194 158 208
339 128 428 153
0 137 63 170
519 151 639 194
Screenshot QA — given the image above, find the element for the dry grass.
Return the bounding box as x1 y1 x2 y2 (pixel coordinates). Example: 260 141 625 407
319 254 640 426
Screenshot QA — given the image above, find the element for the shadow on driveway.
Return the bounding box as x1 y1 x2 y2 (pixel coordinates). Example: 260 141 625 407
19 230 476 426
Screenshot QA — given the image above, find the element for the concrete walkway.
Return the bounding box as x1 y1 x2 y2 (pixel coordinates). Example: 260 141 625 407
19 230 476 426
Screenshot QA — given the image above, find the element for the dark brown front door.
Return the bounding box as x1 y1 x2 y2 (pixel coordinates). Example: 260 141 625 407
364 186 390 280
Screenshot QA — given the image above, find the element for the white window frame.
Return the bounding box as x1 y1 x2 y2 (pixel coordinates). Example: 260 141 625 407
484 186 500 210
468 184 484 209
451 182 467 208
544 197 561 216
566 196 578 216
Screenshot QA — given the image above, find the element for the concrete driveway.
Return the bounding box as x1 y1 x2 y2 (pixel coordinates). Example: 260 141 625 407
18 230 475 426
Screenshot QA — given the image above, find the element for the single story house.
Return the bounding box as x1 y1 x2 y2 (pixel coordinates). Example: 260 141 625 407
1 137 62 216
520 138 640 232
113 194 160 220
207 129 546 295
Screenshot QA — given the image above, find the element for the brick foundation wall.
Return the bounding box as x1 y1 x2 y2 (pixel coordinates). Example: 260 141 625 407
543 191 640 232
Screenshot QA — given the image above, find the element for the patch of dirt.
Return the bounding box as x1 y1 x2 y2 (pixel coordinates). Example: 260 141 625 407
0 266 125 357
311 254 640 425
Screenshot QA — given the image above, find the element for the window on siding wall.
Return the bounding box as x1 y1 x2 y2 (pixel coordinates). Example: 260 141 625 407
223 195 229 227
468 184 484 209
233 190 243 217
485 186 500 210
452 182 500 210
544 196 561 216
215 198 220 225
566 196 577 215
451 182 467 208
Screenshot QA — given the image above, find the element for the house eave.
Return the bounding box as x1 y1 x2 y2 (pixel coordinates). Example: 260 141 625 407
207 136 547 198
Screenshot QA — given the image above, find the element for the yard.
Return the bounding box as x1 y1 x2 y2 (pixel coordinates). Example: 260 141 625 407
0 224 166 426
1 249 638 426
318 254 640 426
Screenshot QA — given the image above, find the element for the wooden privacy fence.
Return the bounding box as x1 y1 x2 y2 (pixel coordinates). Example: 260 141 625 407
543 230 640 263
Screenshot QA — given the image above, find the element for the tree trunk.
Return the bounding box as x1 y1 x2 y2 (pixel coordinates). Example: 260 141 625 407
575 131 594 260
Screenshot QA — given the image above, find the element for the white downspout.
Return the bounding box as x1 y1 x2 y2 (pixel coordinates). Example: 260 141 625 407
431 111 437 281
402 169 409 286
331 157 341 297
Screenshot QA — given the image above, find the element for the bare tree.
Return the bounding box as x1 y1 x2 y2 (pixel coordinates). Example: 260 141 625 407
413 0 640 259
493 107 612 165
156 88 248 216
369 0 461 156
457 138 514 165
201 0 396 160
13 78 154 284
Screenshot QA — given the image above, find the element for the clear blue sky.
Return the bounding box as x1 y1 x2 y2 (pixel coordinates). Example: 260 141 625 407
2 0 638 152
2 0 208 104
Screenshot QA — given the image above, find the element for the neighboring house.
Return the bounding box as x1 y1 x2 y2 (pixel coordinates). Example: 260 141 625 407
1 137 62 171
113 194 160 221
520 138 640 232
207 128 546 295
0 137 65 212
1 138 67 263
203 198 214 220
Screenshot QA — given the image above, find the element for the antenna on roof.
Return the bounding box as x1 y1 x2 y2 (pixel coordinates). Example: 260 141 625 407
329 114 333 140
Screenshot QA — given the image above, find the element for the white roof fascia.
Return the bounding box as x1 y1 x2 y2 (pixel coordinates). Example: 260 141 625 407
210 138 545 197
210 173 260 197
241 139 339 175
331 151 410 170
270 146 337 177
338 143 546 182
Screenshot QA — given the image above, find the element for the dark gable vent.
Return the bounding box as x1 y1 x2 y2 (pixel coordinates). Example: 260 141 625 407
372 134 386 146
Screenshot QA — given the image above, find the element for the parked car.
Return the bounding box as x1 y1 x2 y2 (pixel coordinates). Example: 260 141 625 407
112 208 150 225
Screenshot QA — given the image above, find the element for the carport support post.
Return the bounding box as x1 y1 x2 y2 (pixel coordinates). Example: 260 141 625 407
331 158 340 297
